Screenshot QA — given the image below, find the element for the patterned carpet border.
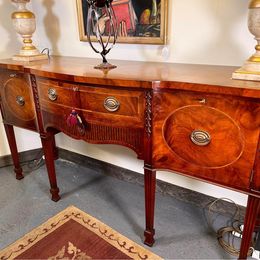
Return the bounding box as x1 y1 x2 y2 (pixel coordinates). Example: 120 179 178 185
0 205 161 260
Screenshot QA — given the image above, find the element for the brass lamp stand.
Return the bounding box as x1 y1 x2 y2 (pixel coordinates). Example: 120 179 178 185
233 0 260 81
11 0 47 61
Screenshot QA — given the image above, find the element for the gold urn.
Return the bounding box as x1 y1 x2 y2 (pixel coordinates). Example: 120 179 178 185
11 0 47 61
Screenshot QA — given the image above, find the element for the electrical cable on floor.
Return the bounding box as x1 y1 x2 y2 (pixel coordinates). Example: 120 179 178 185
0 150 45 172
21 155 45 174
20 149 45 174
205 197 255 257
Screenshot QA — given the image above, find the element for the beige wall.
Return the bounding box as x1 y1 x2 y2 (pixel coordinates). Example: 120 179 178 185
30 0 253 65
1 0 254 206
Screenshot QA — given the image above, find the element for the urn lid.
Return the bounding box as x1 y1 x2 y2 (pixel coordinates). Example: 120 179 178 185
249 0 260 8
12 11 35 19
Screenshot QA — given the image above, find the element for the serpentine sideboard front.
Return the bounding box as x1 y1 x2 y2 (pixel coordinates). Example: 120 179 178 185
0 56 259 259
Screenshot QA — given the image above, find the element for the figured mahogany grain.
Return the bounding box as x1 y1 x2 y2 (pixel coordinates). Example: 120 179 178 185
163 105 244 168
153 90 260 192
0 69 37 131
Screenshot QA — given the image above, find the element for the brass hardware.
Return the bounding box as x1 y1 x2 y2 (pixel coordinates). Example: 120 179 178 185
10 73 18 78
104 97 120 112
48 88 57 101
198 98 206 104
16 96 25 106
190 130 211 146
195 98 206 104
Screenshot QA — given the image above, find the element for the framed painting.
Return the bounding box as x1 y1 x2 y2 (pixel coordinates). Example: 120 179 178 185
76 0 168 44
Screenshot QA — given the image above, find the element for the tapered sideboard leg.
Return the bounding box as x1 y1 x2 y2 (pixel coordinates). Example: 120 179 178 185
144 167 156 246
239 195 260 259
41 133 60 202
3 124 23 180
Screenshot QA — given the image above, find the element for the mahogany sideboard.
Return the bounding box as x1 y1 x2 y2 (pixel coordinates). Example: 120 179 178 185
0 56 259 259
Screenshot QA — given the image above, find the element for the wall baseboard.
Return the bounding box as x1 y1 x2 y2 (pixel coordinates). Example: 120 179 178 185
0 147 246 217
58 148 246 218
0 148 42 168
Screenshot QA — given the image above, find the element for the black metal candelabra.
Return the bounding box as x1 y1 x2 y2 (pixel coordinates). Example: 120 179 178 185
86 0 118 70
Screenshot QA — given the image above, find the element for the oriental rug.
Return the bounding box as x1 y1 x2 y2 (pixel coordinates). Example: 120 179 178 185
0 206 161 260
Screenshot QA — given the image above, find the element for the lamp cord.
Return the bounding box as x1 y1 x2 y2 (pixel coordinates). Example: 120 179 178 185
205 197 255 257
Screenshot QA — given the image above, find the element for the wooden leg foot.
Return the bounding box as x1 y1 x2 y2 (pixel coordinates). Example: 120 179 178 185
50 188 61 202
144 229 155 246
15 168 24 180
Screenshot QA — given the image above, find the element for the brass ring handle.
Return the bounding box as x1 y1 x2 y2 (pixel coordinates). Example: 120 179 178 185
104 97 120 112
16 96 25 106
48 88 57 101
190 130 211 146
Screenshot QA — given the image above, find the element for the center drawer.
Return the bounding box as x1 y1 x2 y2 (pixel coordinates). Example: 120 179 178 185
37 78 145 128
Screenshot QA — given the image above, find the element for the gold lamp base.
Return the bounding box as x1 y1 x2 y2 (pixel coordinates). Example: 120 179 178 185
11 0 48 62
232 59 260 81
13 53 48 62
232 70 260 81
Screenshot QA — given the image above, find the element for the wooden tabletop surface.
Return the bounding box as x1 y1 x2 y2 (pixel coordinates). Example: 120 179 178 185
0 56 260 98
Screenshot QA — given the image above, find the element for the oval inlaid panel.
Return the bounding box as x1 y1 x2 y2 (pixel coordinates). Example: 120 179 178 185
163 105 244 168
3 77 35 121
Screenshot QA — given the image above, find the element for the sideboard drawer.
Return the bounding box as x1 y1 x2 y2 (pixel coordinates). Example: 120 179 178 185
36 79 75 107
0 69 37 131
153 91 260 192
36 78 145 157
37 78 145 128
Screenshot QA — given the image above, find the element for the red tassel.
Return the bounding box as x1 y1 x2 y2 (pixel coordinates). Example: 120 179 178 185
67 110 78 126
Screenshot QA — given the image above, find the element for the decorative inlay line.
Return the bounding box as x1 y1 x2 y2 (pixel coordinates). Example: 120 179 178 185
30 74 44 132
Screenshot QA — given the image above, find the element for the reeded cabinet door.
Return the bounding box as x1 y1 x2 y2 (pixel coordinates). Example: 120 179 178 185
152 90 260 192
0 69 37 131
